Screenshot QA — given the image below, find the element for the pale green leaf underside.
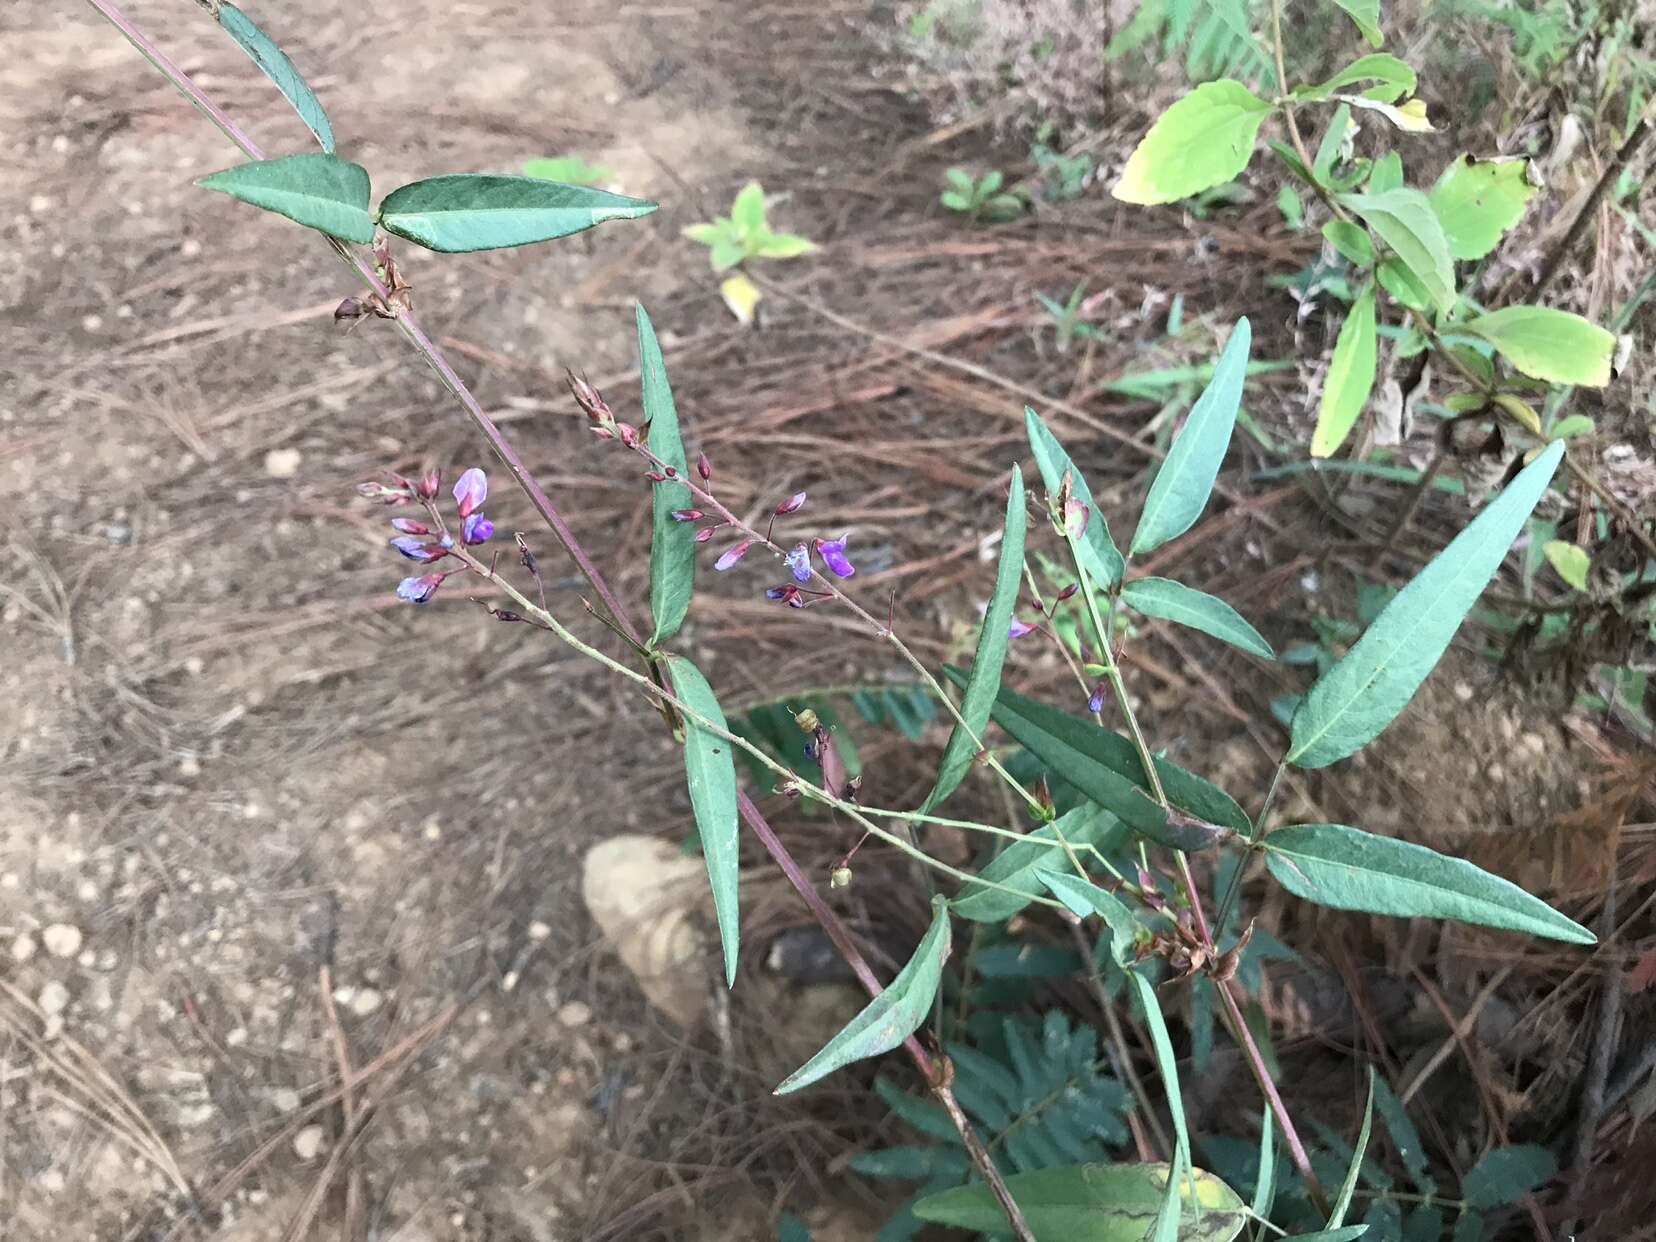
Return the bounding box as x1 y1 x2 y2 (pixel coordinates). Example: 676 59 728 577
638 305 695 645
378 175 657 252
913 1162 1246 1240
775 896 950 1094
1287 442 1563 768
1113 80 1272 206
196 153 373 243
1338 188 1456 314
1429 156 1535 260
1312 282 1379 458
217 3 335 153
1263 823 1594 944
1036 868 1142 964
922 470 1027 812
664 656 742 984
1463 306 1616 387
1025 407 1124 587
952 805 1124 923
1121 577 1274 659
1131 317 1251 554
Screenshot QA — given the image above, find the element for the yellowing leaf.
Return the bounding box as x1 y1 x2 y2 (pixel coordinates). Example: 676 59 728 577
720 273 762 326
1492 393 1542 435
1543 540 1591 591
1430 156 1536 260
1113 81 1272 205
1464 306 1616 386
1337 94 1434 132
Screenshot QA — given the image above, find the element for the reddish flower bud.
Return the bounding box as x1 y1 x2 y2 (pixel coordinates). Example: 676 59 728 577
390 517 430 536
774 491 807 515
616 423 640 448
358 480 411 504
396 572 447 604
697 452 711 481
589 425 616 440
1008 619 1035 639
1056 583 1079 602
417 469 440 500
1086 682 1106 714
671 509 704 522
695 526 718 544
391 536 448 563
564 369 613 424
644 470 668 483
714 540 752 572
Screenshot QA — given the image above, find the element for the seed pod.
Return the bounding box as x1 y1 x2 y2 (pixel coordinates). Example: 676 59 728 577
829 866 852 889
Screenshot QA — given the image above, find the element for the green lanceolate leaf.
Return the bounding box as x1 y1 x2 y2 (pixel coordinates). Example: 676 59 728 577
775 896 950 1094
1429 156 1536 261
1324 220 1375 267
1133 969 1193 1241
1025 407 1125 588
1113 80 1272 206
1338 189 1456 315
216 3 334 152
1131 318 1251 554
378 175 656 252
946 671 1250 848
913 1162 1247 1241
752 232 817 259
1253 1110 1278 1223
1462 306 1616 387
1287 441 1564 767
922 470 1027 812
663 656 742 985
1035 869 1143 964
1121 576 1274 659
196 153 373 243
1328 1068 1376 1227
637 306 695 645
952 805 1125 923
1313 282 1379 458
1262 823 1595 943
1334 0 1383 46
1302 53 1415 103
1461 1145 1558 1208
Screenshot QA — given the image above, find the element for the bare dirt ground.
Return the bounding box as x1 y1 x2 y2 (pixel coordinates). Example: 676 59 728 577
5 1 1654 1240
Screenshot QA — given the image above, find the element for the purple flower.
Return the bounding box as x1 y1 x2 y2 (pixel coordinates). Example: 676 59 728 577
396 572 446 604
766 585 806 608
390 517 430 536
715 540 753 572
774 491 807 516
1008 619 1036 639
453 467 488 519
462 513 494 545
695 526 718 544
1086 682 1106 714
814 533 855 579
785 543 811 583
390 536 446 563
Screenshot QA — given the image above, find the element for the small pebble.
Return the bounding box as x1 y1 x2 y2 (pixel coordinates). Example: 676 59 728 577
42 924 83 958
39 980 70 1016
11 934 36 963
557 1001 592 1028
292 1125 327 1161
528 921 552 942
350 988 383 1017
264 448 303 479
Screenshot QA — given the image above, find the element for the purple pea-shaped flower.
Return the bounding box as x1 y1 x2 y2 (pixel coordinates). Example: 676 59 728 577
453 467 488 519
396 572 446 604
814 533 855 579
462 513 494 545
390 536 447 563
1008 619 1036 639
785 543 811 583
1086 682 1106 714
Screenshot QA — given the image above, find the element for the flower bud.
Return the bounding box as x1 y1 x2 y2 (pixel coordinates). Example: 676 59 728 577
564 369 614 426
671 509 704 522
644 470 668 483
1056 583 1079 602
395 572 447 604
417 469 440 500
774 491 807 515
829 866 852 889
714 540 752 571
390 517 430 536
697 452 711 481
695 526 718 544
616 423 640 449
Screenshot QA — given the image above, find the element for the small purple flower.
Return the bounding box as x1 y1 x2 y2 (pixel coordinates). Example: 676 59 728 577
462 513 494 545
785 543 812 583
814 533 855 579
1086 682 1107 714
774 491 807 516
766 585 805 608
396 572 446 604
671 509 704 522
453 467 488 519
715 540 753 572
390 517 430 536
695 526 718 544
1008 619 1036 639
390 536 447 563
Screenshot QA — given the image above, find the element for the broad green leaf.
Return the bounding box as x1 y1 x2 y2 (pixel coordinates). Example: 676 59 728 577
1253 1110 1277 1223
946 671 1251 848
1328 1069 1376 1227
1324 220 1374 267
775 896 950 1094
1131 318 1251 554
1550 414 1595 441
1376 258 1432 313
1113 81 1272 206
1121 577 1275 659
1313 282 1379 457
1025 407 1125 588
664 655 741 985
912 1162 1247 1240
1133 970 1192 1241
522 156 612 186
196 153 373 243
1301 53 1415 103
731 181 767 238
217 3 334 153
1034 868 1143 964
1262 823 1595 944
1429 157 1536 260
638 307 695 643
378 175 656 253
1338 189 1455 314
1287 442 1564 767
1461 1145 1557 1208
1543 540 1590 591
1334 0 1383 46
752 232 818 259
1404 1209 1444 1241
952 805 1125 923
1463 307 1616 387
922 471 1027 812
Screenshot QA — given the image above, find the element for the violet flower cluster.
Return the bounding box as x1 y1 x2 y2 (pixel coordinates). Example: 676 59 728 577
359 465 495 605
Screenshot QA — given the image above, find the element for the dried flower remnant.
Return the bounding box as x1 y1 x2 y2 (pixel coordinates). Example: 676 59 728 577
814 533 856 579
1063 498 1090 539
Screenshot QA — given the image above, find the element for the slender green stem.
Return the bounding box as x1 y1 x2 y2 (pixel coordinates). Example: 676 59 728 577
1213 757 1287 933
